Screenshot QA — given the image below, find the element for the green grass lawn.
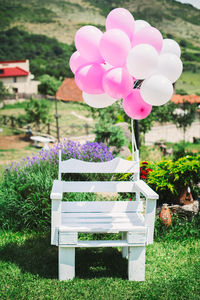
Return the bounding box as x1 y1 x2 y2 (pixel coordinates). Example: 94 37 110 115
0 229 199 300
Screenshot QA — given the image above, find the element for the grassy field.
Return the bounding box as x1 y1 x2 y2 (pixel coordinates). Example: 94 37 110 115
0 229 199 300
0 100 93 136
176 72 200 95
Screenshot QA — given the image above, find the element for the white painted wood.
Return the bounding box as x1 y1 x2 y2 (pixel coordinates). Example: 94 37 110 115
59 223 145 233
51 153 158 281
62 216 142 224
51 199 61 245
62 181 138 193
127 229 147 245
122 232 128 258
145 199 157 244
61 201 143 213
58 240 146 248
60 157 139 174
59 232 78 245
50 180 63 200
128 246 145 281
135 180 159 199
61 212 143 218
59 247 75 280
58 150 62 181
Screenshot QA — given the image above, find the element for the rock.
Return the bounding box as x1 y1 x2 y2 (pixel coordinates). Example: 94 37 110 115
109 145 131 158
156 200 199 217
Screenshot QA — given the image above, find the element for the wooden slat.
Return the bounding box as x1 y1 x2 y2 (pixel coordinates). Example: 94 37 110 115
61 201 143 212
50 180 63 200
62 181 138 193
58 240 145 248
62 217 143 224
60 157 139 174
135 180 159 199
61 212 143 218
59 222 145 233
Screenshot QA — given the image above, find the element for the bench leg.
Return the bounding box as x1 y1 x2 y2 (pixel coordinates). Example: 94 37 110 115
128 246 145 281
59 247 75 280
121 232 128 258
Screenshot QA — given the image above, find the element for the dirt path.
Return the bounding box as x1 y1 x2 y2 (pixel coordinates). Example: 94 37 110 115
0 134 30 150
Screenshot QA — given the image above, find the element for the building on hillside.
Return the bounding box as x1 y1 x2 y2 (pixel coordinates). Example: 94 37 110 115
56 78 84 102
171 94 200 104
56 78 200 107
0 59 40 95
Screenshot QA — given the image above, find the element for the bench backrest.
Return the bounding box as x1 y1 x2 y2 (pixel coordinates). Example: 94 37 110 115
58 150 140 181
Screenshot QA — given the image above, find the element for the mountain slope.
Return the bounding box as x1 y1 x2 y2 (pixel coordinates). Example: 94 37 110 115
0 0 199 45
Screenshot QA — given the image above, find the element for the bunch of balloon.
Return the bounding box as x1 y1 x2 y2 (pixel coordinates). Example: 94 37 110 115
69 7 183 120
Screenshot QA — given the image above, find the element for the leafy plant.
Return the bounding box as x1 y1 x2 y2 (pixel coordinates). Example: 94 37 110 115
94 122 128 154
0 141 113 231
147 155 200 204
24 98 51 130
172 100 197 143
0 81 8 101
38 74 61 96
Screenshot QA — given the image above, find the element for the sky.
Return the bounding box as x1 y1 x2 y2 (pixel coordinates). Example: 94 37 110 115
175 0 200 9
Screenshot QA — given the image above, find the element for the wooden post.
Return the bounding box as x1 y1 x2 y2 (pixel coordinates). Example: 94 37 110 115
145 199 157 244
128 246 145 281
54 97 60 142
47 123 51 135
122 232 128 258
59 247 75 280
84 123 89 135
11 116 15 128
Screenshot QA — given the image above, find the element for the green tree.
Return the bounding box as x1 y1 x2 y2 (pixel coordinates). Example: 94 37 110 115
172 100 197 143
0 81 8 101
38 74 61 96
25 98 51 130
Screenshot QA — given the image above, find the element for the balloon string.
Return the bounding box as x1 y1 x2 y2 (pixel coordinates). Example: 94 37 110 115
131 118 138 161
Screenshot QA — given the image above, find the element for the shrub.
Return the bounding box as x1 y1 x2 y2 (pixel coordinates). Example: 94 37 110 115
147 155 200 204
0 141 113 231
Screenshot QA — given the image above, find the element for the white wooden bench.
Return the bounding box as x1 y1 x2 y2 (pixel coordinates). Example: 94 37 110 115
50 150 158 281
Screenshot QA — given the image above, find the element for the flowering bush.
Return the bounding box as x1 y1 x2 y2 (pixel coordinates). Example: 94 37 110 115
0 141 113 231
9 140 113 173
147 155 200 204
140 161 153 180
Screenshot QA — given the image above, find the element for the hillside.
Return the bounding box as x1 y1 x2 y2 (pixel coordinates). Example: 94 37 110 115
0 0 199 45
0 0 199 93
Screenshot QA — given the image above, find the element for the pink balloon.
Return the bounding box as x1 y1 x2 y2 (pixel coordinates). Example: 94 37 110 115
75 64 105 94
75 26 104 63
123 89 152 119
69 51 89 74
132 27 163 53
103 67 133 99
106 8 134 41
99 29 131 67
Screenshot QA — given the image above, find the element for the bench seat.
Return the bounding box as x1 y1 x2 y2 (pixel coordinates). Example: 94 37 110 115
51 153 158 281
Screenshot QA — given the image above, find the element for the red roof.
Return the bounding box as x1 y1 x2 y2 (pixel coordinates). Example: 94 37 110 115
56 78 84 102
56 78 200 105
171 94 200 104
0 67 29 77
0 60 27 64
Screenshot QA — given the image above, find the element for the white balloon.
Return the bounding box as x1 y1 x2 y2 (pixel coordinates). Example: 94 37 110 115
126 44 158 79
140 74 173 106
161 39 181 57
82 92 117 108
134 20 150 33
156 53 183 83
